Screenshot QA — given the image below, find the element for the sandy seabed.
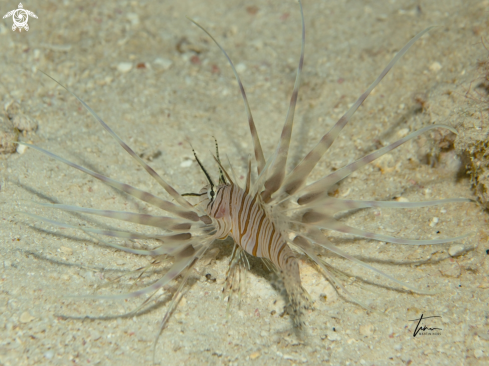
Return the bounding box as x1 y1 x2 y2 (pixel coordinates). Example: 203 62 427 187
1 0 488 365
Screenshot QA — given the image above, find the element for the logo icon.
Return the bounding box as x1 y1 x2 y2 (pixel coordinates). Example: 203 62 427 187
409 314 442 337
2 3 38 32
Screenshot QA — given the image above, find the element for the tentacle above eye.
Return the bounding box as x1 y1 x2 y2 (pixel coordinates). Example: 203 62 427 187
261 0 306 204
189 19 266 175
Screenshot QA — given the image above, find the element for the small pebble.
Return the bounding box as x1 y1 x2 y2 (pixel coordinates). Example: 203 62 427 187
82 271 93 281
60 246 73 256
429 61 442 72
396 128 409 138
90 330 101 340
179 297 187 307
44 350 54 359
250 351 261 360
328 332 341 341
429 217 439 227
359 324 374 336
395 197 409 202
180 160 192 168
154 58 173 70
236 63 247 73
448 244 465 257
16 144 27 154
20 311 35 323
251 39 264 50
117 62 133 73
126 12 140 26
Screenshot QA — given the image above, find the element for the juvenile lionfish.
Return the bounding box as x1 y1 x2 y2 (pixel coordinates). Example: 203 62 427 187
19 0 471 360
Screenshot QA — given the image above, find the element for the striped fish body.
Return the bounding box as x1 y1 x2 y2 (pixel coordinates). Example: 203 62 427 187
205 183 305 323
205 183 291 266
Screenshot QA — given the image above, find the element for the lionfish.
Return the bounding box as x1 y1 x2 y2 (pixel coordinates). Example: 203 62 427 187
19 0 471 359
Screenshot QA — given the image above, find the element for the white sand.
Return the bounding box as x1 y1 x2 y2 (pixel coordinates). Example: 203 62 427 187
1 0 488 365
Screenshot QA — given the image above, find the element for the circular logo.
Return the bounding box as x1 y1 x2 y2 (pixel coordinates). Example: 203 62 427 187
12 9 28 28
